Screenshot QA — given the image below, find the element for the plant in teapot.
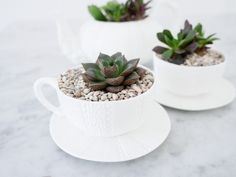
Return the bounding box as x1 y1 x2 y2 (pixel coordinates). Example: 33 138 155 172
88 0 152 22
57 0 179 65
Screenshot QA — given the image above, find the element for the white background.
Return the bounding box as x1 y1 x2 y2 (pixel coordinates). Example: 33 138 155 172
0 0 235 30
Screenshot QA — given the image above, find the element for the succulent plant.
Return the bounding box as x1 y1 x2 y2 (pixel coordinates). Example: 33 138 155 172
82 52 145 93
124 0 152 21
153 20 218 64
88 0 151 22
194 23 218 54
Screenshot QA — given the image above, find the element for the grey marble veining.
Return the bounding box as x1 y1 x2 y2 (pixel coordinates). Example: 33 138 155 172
0 15 236 177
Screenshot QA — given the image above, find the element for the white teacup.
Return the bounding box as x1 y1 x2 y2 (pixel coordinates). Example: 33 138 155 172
34 66 155 137
153 52 226 96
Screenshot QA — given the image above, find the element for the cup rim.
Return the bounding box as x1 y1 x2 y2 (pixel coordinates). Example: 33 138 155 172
153 50 226 70
57 65 155 104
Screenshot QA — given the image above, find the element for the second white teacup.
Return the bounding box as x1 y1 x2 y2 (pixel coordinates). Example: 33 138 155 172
153 53 226 96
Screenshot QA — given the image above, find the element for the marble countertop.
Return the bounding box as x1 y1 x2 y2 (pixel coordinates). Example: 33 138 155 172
0 15 236 177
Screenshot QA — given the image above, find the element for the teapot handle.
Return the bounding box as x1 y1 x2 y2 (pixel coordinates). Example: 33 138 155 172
56 20 89 65
151 0 182 29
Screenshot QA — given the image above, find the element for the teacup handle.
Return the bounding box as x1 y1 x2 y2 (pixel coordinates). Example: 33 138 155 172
34 77 63 116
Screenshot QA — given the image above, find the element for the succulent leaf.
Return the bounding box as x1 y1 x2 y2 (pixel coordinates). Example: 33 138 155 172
111 52 122 59
86 68 105 81
177 31 184 40
82 63 99 71
102 1 126 21
164 35 175 48
123 71 140 85
194 23 203 36
152 46 168 54
163 30 174 40
88 5 107 21
157 32 166 44
89 81 107 91
106 76 124 86
113 53 127 74
182 20 193 35
179 30 196 48
82 73 91 82
121 58 139 76
162 49 173 59
135 67 146 79
103 65 117 78
106 85 124 93
185 42 198 52
96 53 112 71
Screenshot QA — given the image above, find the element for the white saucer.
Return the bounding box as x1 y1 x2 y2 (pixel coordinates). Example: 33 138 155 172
155 79 235 111
49 101 171 162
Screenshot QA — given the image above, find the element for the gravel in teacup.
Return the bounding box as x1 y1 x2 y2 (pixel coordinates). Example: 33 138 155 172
58 67 154 101
182 49 224 66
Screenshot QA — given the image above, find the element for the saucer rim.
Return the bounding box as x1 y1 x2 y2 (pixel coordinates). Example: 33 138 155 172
155 78 235 111
49 101 171 162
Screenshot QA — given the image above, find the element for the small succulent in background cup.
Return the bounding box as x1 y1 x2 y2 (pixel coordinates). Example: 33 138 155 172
57 0 180 65
34 52 155 137
152 20 226 96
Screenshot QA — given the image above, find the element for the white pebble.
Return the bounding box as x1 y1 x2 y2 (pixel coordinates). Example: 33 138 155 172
74 90 82 97
108 93 112 98
119 94 125 99
112 94 118 100
83 88 90 94
101 94 107 101
131 85 142 93
92 96 98 101
93 91 100 97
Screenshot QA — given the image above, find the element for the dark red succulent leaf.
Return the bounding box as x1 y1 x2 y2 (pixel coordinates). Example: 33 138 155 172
123 71 140 85
152 46 168 54
106 85 124 93
182 20 193 35
185 42 198 53
82 73 92 82
135 67 146 79
105 76 125 86
89 81 107 91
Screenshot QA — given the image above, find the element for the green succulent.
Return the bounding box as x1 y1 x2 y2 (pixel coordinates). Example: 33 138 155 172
124 0 152 21
194 23 218 51
88 5 107 21
82 52 145 93
153 20 218 64
88 0 151 22
102 1 126 22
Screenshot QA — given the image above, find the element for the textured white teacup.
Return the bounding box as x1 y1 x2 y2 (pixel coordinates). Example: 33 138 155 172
34 66 155 137
153 52 226 96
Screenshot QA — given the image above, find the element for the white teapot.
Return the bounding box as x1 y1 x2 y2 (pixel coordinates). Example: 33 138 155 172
57 0 180 65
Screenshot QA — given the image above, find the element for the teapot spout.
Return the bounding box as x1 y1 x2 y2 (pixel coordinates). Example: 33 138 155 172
56 20 89 65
